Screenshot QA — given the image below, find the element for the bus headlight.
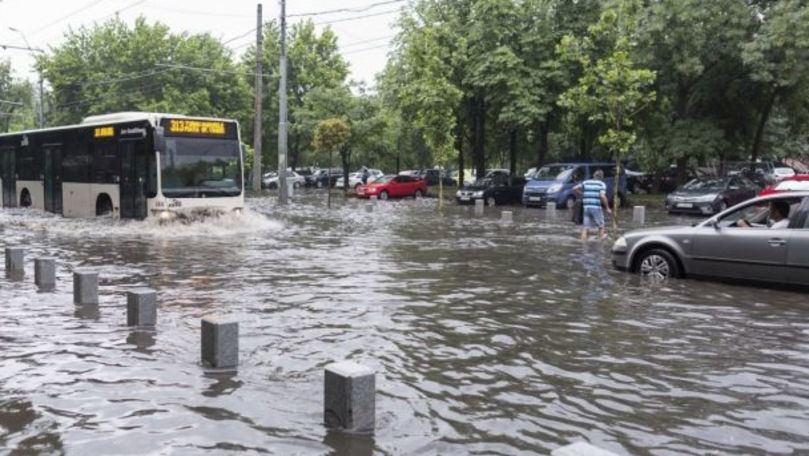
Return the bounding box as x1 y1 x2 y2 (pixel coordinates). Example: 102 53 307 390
158 210 175 221
233 208 243 215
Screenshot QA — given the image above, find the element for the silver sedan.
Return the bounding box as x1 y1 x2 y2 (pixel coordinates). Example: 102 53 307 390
613 191 809 287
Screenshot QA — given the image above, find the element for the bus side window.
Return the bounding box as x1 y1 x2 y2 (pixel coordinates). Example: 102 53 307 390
92 140 119 184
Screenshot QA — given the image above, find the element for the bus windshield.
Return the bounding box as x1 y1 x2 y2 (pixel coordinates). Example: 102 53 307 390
161 137 242 198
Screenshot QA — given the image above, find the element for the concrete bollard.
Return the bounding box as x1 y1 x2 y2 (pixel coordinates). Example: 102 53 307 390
365 202 374 213
501 211 513 223
324 361 376 434
552 442 620 456
633 205 646 225
201 316 239 369
127 288 157 327
288 182 295 198
5 247 24 277
34 258 56 290
474 198 484 216
547 201 557 218
73 269 99 305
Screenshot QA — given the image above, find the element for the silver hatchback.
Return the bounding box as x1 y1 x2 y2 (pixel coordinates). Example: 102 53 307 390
613 192 809 287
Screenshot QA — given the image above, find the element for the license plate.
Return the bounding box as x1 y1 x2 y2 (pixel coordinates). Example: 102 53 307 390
677 203 693 208
460 196 470 201
529 196 542 202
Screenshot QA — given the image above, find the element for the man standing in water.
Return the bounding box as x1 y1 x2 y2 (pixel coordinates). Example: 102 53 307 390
574 169 612 240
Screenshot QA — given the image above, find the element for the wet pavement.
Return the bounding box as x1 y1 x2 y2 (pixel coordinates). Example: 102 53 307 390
1 190 808 455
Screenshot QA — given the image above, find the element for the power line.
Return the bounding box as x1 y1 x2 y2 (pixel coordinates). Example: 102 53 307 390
27 0 107 38
342 43 390 55
341 35 393 48
288 0 405 18
223 27 257 46
155 63 272 78
314 8 403 26
0 43 45 52
141 4 251 18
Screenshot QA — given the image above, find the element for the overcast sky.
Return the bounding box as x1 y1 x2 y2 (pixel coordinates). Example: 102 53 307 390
0 0 401 85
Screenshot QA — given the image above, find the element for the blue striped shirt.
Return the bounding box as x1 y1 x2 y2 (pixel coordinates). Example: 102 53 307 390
579 179 606 207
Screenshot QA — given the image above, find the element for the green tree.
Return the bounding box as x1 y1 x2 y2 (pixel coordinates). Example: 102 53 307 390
0 61 36 132
313 118 351 207
558 0 656 223
742 0 809 163
36 17 251 126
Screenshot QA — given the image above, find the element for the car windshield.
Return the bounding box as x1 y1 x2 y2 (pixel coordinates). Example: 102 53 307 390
161 137 242 198
682 178 727 191
533 165 574 181
374 175 395 184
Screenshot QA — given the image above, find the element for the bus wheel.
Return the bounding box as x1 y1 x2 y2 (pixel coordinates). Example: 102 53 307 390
96 194 113 217
19 189 32 207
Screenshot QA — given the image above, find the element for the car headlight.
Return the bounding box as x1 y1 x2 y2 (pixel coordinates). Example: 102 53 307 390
547 183 562 194
473 191 484 198
613 236 627 249
455 190 462 197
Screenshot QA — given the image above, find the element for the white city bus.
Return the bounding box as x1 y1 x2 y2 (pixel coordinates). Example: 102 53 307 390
0 112 244 220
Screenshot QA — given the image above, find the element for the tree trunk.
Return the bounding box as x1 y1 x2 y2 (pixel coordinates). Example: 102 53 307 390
751 87 778 164
676 157 687 186
536 121 549 167
455 118 464 187
341 149 351 192
509 129 517 184
473 96 486 180
290 134 300 170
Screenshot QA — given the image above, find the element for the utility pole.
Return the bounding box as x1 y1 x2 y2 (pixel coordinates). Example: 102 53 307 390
37 78 44 128
277 0 289 204
252 4 264 193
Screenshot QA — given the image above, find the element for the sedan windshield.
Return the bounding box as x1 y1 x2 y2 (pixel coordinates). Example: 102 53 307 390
374 175 395 184
161 137 242 198
533 165 574 181
682 178 727 192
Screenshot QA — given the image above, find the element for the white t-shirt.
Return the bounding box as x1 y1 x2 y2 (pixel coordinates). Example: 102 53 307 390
770 218 789 229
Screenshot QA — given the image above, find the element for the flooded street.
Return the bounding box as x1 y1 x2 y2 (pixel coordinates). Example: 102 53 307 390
1 191 808 455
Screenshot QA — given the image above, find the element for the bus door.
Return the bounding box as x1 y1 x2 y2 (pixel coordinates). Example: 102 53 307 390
0 147 15 207
119 138 148 219
43 144 63 214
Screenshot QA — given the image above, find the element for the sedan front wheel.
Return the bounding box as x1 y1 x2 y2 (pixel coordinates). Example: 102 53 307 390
637 249 680 280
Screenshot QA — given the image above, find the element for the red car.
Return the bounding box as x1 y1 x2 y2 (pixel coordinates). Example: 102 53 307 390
759 175 809 196
356 174 427 200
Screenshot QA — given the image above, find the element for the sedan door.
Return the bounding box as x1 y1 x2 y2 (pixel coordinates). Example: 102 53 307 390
691 200 790 283
787 198 809 286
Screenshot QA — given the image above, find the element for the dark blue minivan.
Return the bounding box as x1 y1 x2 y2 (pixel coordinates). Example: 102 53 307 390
522 162 627 208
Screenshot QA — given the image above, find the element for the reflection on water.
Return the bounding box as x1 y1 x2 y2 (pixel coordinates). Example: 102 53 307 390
1 192 808 455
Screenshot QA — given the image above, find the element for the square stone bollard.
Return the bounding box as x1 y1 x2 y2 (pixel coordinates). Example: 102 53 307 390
34 258 56 290
547 201 557 218
552 442 620 456
5 247 24 276
501 211 513 223
633 205 646 225
73 268 99 305
474 199 485 216
127 288 157 327
324 361 375 434
287 182 295 198
201 316 239 369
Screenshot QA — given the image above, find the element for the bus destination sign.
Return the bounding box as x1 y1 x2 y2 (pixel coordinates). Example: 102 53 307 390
94 126 115 138
167 119 226 136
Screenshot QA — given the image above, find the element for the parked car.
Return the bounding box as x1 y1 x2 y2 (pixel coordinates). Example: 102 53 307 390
417 169 457 187
262 170 306 189
356 174 427 200
626 169 650 194
612 192 809 286
336 169 384 189
456 174 526 206
296 167 316 186
771 167 796 181
522 162 626 209
665 176 758 215
310 168 343 188
759 175 809 196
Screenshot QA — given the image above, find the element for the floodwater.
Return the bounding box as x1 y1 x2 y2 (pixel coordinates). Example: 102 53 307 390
1 190 808 455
